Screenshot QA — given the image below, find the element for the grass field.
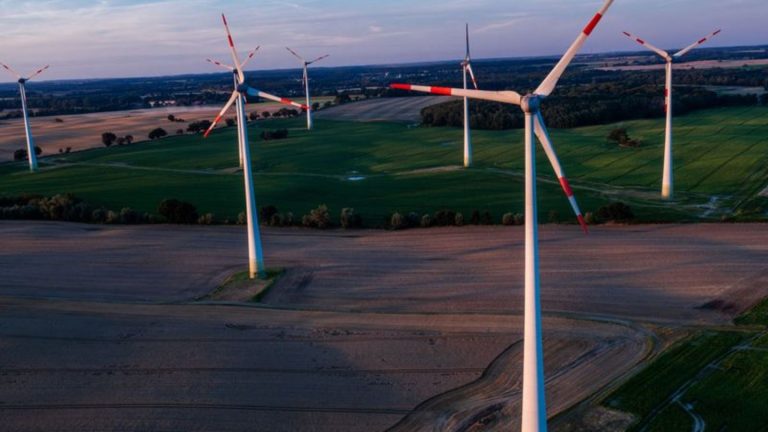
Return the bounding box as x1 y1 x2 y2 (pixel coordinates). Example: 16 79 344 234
601 293 768 432
1 105 767 224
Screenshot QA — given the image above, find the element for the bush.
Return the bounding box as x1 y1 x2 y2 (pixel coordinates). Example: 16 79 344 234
225 118 236 127
420 214 432 228
340 208 362 229
480 211 494 225
455 212 464 226
390 212 405 230
284 212 294 226
502 213 515 226
470 210 481 225
102 132 117 147
148 128 168 140
259 205 278 223
596 202 634 222
13 146 42 161
237 211 247 225
187 120 212 134
119 207 140 224
91 207 108 223
270 213 284 227
407 212 420 227
197 213 216 225
157 199 198 224
584 212 598 225
303 204 331 229
433 209 456 227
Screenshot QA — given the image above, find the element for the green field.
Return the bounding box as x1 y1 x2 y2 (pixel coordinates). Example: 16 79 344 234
601 297 768 431
2 105 767 224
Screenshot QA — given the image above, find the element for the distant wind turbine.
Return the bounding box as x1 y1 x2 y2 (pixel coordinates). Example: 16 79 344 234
391 0 615 430
285 47 329 130
461 23 479 168
203 14 308 279
1 62 49 172
622 29 722 199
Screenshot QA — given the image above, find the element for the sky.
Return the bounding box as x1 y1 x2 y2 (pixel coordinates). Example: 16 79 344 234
0 0 766 82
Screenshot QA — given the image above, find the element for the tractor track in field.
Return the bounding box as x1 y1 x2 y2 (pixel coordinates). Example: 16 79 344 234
0 403 411 416
0 366 485 377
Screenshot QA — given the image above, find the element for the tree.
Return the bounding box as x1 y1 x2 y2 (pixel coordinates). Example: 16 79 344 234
340 208 362 229
116 137 126 146
167 114 176 122
262 111 271 119
101 132 117 147
148 128 167 140
125 135 134 144
157 199 198 224
249 111 260 121
13 147 42 161
225 117 236 127
186 120 211 134
312 102 320 111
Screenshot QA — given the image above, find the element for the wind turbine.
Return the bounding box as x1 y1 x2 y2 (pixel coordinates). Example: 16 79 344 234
1 62 49 172
206 47 260 168
622 29 721 199
203 14 308 279
285 47 329 130
391 1 614 430
461 23 479 168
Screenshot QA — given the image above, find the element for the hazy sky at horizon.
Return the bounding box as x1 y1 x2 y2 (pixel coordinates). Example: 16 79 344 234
0 0 765 83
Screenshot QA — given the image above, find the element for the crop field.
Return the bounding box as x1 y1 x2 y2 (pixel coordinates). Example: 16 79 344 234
1 105 767 224
3 221 768 431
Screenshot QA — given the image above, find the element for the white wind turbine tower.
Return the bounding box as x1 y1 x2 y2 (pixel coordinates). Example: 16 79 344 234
206 47 260 168
622 29 721 199
461 23 479 168
285 48 329 130
392 1 614 430
203 14 308 279
1 62 50 172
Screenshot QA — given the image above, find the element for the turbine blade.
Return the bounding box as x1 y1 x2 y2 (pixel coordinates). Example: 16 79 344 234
534 113 588 233
307 54 330 65
221 14 244 83
535 0 614 96
465 23 471 60
466 63 479 90
621 31 671 61
206 58 235 71
240 46 261 69
390 83 520 105
674 29 722 58
203 91 239 138
286 47 305 62
25 65 50 81
244 87 310 110
0 62 22 79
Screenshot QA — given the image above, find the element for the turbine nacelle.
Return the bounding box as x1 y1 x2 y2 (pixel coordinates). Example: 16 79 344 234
520 95 542 114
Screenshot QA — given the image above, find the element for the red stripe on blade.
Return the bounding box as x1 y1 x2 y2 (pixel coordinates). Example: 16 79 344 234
577 215 589 234
390 84 411 91
582 13 603 36
637 38 645 44
430 86 453 96
559 177 574 197
228 36 235 47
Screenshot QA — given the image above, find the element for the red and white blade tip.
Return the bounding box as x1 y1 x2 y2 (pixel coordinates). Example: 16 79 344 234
535 0 614 96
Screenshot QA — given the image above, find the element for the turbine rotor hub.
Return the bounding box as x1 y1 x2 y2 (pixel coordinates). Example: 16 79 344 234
521 95 541 114
18 78 26 84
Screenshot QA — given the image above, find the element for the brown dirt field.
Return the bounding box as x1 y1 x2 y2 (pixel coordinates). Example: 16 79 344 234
1 222 766 431
314 96 450 123
0 102 308 161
